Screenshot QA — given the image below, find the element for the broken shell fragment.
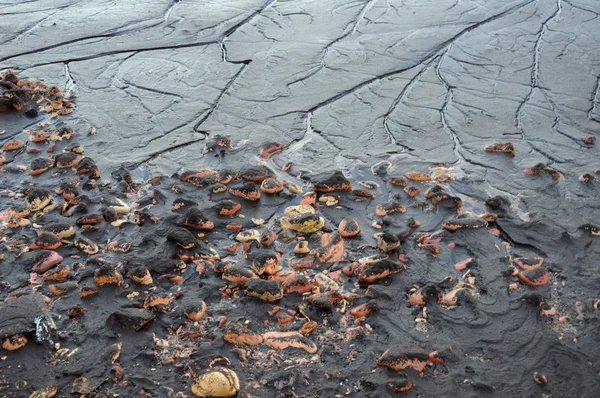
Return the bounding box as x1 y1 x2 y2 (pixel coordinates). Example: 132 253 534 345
236 229 260 243
377 346 430 372
518 267 550 287
513 257 544 270
263 331 317 353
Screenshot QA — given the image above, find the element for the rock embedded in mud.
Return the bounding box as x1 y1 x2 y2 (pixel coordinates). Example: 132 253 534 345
405 172 431 181
280 213 324 233
484 142 516 156
260 142 287 158
224 322 263 345
3 139 25 151
375 201 406 217
74 236 99 254
49 281 78 295
245 279 284 301
388 377 416 393
55 152 82 168
203 135 233 153
338 217 360 238
2 333 28 351
184 301 207 322
251 251 281 276
41 264 71 282
357 259 406 284
223 266 256 286
30 232 62 250
180 168 220 187
26 188 52 211
229 182 261 201
239 165 276 183
107 308 155 331
307 291 343 310
374 232 401 252
260 178 283 194
0 294 49 340
191 367 240 397
442 214 488 232
167 227 198 249
30 157 54 175
180 207 214 230
94 265 124 287
21 250 63 273
313 171 352 192
316 232 345 263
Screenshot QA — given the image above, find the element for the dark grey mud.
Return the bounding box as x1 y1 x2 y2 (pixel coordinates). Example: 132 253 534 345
1 0 600 397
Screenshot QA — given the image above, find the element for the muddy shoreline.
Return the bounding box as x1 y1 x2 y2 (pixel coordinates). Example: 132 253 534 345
1 0 600 397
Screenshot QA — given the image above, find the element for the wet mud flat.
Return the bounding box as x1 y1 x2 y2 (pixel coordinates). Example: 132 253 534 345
1 0 600 397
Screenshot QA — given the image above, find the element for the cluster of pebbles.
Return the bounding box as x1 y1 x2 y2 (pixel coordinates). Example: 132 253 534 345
1 72 586 396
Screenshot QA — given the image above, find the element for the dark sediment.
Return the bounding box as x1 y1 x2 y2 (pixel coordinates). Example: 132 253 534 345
1 1 600 397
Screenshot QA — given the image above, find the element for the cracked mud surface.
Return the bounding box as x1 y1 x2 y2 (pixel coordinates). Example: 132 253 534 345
1 0 600 396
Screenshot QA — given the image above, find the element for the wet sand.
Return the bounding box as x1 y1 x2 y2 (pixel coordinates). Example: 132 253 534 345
1 0 600 397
